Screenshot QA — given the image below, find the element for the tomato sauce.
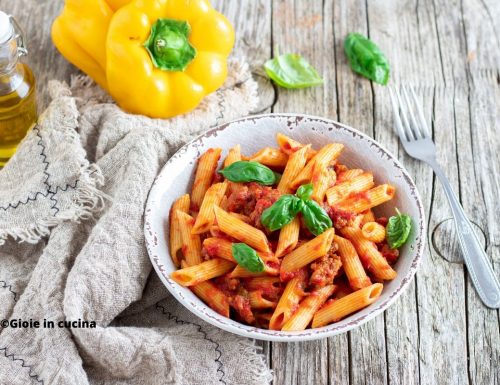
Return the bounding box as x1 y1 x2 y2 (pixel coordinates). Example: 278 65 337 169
231 294 255 324
280 270 300 282
376 217 388 226
379 243 399 264
326 205 356 229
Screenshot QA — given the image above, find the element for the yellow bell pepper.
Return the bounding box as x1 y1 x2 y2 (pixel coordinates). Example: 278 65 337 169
106 0 235 118
52 0 234 119
51 0 121 90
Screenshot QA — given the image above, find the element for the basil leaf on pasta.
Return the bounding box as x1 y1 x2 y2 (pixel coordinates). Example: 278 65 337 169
301 200 332 236
261 195 303 231
296 183 313 200
232 243 265 273
218 161 277 185
386 208 412 249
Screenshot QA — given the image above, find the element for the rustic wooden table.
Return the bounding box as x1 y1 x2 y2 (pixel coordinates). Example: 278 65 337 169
1 0 498 384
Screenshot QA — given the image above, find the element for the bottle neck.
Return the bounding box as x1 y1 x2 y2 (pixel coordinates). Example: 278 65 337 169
0 35 20 75
0 36 24 95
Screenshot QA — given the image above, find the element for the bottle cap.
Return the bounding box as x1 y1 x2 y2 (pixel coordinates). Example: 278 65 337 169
0 11 13 44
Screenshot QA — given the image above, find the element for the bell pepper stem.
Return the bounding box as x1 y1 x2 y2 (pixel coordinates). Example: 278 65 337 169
143 18 196 72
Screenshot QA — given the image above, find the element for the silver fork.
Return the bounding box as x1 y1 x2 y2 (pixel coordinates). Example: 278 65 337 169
389 86 500 309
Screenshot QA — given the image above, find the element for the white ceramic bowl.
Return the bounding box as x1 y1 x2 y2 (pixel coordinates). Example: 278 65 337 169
144 113 426 342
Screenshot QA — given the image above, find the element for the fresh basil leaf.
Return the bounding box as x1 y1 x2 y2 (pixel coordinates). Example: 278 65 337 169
344 33 390 85
273 171 282 185
218 161 276 185
296 183 314 200
261 195 303 231
232 243 265 273
386 209 412 249
264 53 323 89
301 200 332 236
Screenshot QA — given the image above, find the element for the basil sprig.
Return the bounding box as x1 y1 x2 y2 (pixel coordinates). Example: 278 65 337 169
344 33 390 85
232 243 265 273
386 208 412 249
264 53 323 89
261 183 332 236
218 161 277 185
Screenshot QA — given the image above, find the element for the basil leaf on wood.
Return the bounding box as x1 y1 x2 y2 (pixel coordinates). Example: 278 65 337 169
344 33 390 85
260 195 303 231
264 53 323 89
386 208 412 249
232 243 265 273
218 161 276 185
301 200 333 236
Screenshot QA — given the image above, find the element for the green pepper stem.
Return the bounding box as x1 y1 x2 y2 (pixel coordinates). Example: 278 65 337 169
143 18 196 72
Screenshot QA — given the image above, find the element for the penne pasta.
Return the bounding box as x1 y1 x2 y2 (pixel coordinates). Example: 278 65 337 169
191 148 222 211
340 226 397 280
361 209 376 225
336 168 364 183
224 144 241 167
169 135 403 330
311 163 331 203
312 283 383 327
277 145 310 194
276 133 317 160
249 290 277 309
275 217 300 258
281 285 336 331
192 182 228 234
334 184 395 213
281 228 335 277
245 277 281 292
249 147 288 168
291 143 344 189
214 206 271 253
362 221 386 243
334 235 372 290
229 265 268 278
326 172 374 206
169 194 190 267
269 269 308 330
203 237 234 261
229 212 252 223
177 211 203 266
191 281 230 317
171 258 235 286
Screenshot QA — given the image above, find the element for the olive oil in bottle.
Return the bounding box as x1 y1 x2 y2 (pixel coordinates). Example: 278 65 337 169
0 11 37 167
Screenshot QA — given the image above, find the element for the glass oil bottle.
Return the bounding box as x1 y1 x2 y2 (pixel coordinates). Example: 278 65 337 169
0 11 37 167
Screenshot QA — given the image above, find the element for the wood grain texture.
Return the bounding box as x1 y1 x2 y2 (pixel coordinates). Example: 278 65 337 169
0 0 498 384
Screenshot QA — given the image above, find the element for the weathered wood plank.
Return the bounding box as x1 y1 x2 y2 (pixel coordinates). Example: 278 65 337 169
364 0 438 383
459 1 500 383
409 1 471 384
270 1 346 384
212 0 275 114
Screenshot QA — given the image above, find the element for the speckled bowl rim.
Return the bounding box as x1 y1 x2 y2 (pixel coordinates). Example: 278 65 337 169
144 113 426 342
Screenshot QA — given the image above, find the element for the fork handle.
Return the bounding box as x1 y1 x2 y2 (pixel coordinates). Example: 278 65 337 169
429 160 500 308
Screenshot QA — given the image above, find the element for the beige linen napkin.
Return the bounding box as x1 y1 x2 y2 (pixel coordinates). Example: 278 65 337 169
0 60 273 385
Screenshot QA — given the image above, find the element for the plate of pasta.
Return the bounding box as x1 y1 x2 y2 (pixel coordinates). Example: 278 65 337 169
144 113 425 341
